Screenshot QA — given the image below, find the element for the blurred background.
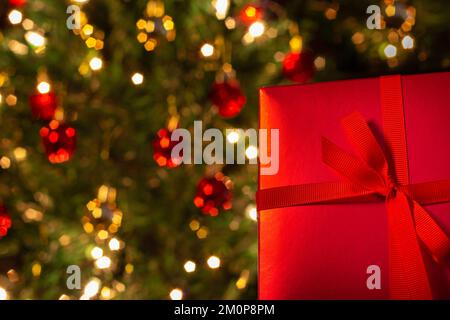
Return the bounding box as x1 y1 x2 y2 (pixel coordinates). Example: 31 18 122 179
0 0 449 300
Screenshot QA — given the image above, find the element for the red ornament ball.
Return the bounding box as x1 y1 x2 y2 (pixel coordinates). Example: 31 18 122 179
152 128 182 168
209 80 246 119
282 51 315 83
39 120 76 164
29 92 58 121
239 4 263 25
0 205 12 238
8 0 27 7
193 173 232 216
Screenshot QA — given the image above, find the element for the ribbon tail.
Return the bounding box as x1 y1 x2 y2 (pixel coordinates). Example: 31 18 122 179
386 191 432 299
412 200 450 265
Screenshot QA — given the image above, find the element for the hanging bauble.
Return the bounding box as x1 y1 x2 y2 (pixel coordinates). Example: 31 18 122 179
0 204 12 238
282 51 315 83
39 120 76 164
239 4 264 26
152 128 182 168
209 80 246 119
8 0 27 7
193 173 232 216
29 91 58 121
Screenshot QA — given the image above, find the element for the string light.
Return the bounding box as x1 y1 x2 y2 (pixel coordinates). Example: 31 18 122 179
0 156 11 170
37 81 51 94
108 238 120 251
131 72 144 85
25 31 46 47
95 256 111 269
91 246 103 259
386 5 396 17
246 205 257 221
245 145 258 160
226 131 239 144
170 288 183 300
401 35 414 49
225 17 236 29
8 10 23 25
213 0 230 20
89 57 103 71
6 94 18 106
14 147 27 161
184 260 196 273
248 21 265 38
83 278 101 299
289 35 302 53
0 287 8 300
384 44 397 58
200 43 214 57
207 255 221 269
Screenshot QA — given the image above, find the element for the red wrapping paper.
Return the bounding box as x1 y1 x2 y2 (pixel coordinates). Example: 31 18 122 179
258 72 450 299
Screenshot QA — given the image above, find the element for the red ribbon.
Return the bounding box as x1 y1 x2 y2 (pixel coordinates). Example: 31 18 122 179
257 75 450 299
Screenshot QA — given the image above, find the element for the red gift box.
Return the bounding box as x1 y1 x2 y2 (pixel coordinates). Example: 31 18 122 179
258 72 450 299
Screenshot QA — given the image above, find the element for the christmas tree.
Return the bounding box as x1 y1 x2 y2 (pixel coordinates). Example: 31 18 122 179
0 0 449 300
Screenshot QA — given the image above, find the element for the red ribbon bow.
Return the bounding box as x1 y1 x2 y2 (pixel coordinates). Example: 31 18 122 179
257 75 450 299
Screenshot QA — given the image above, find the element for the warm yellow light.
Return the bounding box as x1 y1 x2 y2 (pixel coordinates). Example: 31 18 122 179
0 156 11 170
131 73 144 85
196 227 208 239
14 147 27 161
8 10 23 25
25 31 46 47
108 238 120 251
384 44 397 58
245 145 258 160
248 21 265 38
32 262 42 277
6 94 18 106
246 205 257 221
137 32 148 43
289 36 303 53
100 287 112 300
189 220 200 231
225 17 236 29
125 263 134 274
59 294 70 300
200 43 214 57
83 222 94 233
163 19 174 31
226 131 239 144
85 37 96 48
207 255 221 269
184 261 196 273
82 24 94 36
170 288 183 300
83 278 101 299
386 5 396 17
37 81 51 94
95 256 111 269
136 19 147 30
22 19 34 30
314 56 326 70
24 208 43 221
89 57 103 71
91 246 103 259
235 270 250 290
97 230 109 240
401 35 414 49
0 287 8 300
